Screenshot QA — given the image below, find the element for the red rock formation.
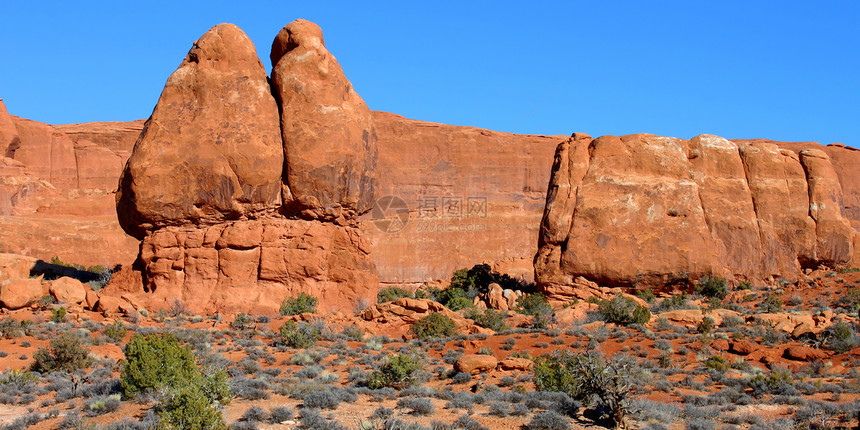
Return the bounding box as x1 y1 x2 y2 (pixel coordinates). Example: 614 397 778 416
117 23 284 239
0 100 19 158
363 111 563 286
536 133 857 294
113 22 378 314
270 19 378 224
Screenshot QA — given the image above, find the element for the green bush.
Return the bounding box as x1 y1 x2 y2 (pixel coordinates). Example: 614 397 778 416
230 313 253 330
51 307 67 323
377 287 414 303
0 318 29 338
366 354 423 389
635 289 656 303
280 292 318 316
533 350 633 428
704 355 729 371
411 312 457 339
121 333 230 407
515 293 552 317
697 275 728 300
121 333 202 398
105 320 128 343
597 295 651 325
434 287 473 311
464 308 509 332
758 293 783 313
827 320 860 353
697 316 715 334
277 320 321 349
31 333 93 373
156 387 226 429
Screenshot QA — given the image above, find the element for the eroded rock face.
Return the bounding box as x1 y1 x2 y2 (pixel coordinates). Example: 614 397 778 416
270 19 378 223
120 219 377 314
536 133 856 293
117 23 284 239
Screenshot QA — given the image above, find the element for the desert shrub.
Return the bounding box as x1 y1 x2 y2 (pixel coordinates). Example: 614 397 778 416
453 414 489 430
434 285 474 311
825 320 860 353
636 289 656 303
515 293 552 316
51 307 67 323
268 406 294 423
31 333 93 373
452 372 472 384
533 350 633 428
527 411 570 430
85 394 121 416
598 295 651 325
397 397 435 415
156 387 226 429
758 294 783 313
121 333 199 397
277 320 321 349
280 292 318 316
696 276 728 300
378 287 414 303
697 316 714 334
121 333 230 405
464 308 508 332
704 356 729 372
412 313 457 339
239 405 268 423
653 293 692 313
105 320 128 343
303 390 340 410
0 319 29 338
748 367 794 397
230 313 254 331
366 354 423 389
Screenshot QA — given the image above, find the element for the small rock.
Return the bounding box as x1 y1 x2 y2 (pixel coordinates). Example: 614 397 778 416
454 354 498 375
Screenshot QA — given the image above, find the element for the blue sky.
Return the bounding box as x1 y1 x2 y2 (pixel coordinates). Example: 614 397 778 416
1 1 858 146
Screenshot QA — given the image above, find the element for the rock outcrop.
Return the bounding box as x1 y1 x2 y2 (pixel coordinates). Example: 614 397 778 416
536 133 857 293
270 19 377 224
113 22 378 314
117 23 284 239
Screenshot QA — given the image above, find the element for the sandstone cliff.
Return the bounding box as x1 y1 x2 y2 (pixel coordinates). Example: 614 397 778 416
535 133 858 293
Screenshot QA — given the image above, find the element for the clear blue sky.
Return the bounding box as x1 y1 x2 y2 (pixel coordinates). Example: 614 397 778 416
1 1 858 146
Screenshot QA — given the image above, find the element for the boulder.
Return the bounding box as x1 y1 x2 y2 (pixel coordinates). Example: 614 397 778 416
730 340 758 356
498 357 533 372
0 253 37 283
783 345 828 361
117 23 284 239
270 19 378 223
455 354 498 375
485 283 507 310
49 277 87 305
0 278 43 309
